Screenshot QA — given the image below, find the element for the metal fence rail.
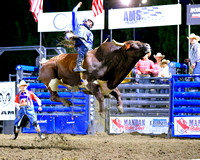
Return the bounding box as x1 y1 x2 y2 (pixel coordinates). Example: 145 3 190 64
169 74 200 138
107 77 170 116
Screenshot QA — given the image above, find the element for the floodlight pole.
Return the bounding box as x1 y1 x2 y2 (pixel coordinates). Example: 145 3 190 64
177 0 180 63
177 25 180 63
188 4 191 61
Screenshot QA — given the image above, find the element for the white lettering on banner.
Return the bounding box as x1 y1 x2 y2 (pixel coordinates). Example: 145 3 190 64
38 10 104 32
190 7 200 18
190 7 200 13
110 117 169 134
0 82 15 120
174 117 200 135
109 4 181 29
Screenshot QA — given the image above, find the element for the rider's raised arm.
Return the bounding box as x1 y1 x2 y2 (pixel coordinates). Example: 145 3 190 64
72 2 82 32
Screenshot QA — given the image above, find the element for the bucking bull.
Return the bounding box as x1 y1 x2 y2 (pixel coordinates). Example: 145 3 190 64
38 40 151 117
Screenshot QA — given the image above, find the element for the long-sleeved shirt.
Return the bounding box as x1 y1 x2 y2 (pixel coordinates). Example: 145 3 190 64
136 59 155 75
190 42 200 65
72 4 93 50
15 90 41 109
153 62 161 77
158 66 171 78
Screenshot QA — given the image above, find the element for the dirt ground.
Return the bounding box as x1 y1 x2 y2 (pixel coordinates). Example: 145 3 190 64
0 133 200 160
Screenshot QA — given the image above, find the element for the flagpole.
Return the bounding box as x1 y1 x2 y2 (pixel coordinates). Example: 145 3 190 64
101 29 103 44
40 32 42 64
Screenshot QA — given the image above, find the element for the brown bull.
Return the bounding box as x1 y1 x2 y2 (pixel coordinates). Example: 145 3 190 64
38 40 151 117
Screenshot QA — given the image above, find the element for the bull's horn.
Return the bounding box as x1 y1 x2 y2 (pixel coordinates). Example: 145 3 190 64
39 58 49 64
102 37 109 44
112 39 124 46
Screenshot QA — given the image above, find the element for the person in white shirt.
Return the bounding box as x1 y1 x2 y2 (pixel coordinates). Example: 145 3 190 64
158 59 171 78
158 59 171 98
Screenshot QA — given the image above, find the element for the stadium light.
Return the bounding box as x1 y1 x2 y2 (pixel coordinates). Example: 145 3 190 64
120 0 131 6
141 0 148 4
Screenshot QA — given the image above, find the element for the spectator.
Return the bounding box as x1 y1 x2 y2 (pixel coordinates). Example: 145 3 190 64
153 53 165 102
158 59 171 100
153 52 165 77
12 80 45 140
158 59 171 78
186 33 200 82
136 53 155 105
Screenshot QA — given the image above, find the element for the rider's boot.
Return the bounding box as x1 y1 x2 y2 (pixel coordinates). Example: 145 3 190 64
74 54 87 72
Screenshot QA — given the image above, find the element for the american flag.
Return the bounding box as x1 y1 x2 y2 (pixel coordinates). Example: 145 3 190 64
91 0 104 17
29 0 43 22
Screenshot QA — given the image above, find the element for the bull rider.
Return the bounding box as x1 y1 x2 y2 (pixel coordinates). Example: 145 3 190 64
66 2 94 72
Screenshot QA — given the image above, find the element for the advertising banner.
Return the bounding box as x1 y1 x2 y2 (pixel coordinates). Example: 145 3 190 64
187 4 200 25
0 82 15 120
110 117 169 134
174 117 200 136
108 4 181 29
38 10 104 32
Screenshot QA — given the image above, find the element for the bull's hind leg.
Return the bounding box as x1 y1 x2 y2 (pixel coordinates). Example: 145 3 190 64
110 88 124 114
86 82 105 118
48 78 72 106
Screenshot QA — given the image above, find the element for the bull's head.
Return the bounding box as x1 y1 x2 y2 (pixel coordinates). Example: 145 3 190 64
112 39 151 58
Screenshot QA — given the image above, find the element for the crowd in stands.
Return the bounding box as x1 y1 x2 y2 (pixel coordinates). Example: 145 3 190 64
134 51 171 105
132 51 171 85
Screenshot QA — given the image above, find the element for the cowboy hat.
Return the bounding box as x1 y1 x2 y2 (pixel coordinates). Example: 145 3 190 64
153 52 165 59
160 59 170 66
187 33 200 41
17 80 29 88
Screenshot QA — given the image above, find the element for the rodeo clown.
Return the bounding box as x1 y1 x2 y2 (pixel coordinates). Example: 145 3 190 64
66 2 94 72
12 80 45 140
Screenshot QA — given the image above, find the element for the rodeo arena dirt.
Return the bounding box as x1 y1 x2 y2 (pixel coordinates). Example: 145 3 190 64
0 133 200 160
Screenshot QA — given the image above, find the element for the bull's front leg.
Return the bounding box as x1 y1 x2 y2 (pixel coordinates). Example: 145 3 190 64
86 82 105 118
110 88 124 114
48 79 72 106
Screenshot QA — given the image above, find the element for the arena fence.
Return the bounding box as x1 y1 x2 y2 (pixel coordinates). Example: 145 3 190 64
106 61 188 135
16 65 95 135
105 77 170 135
168 74 200 138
